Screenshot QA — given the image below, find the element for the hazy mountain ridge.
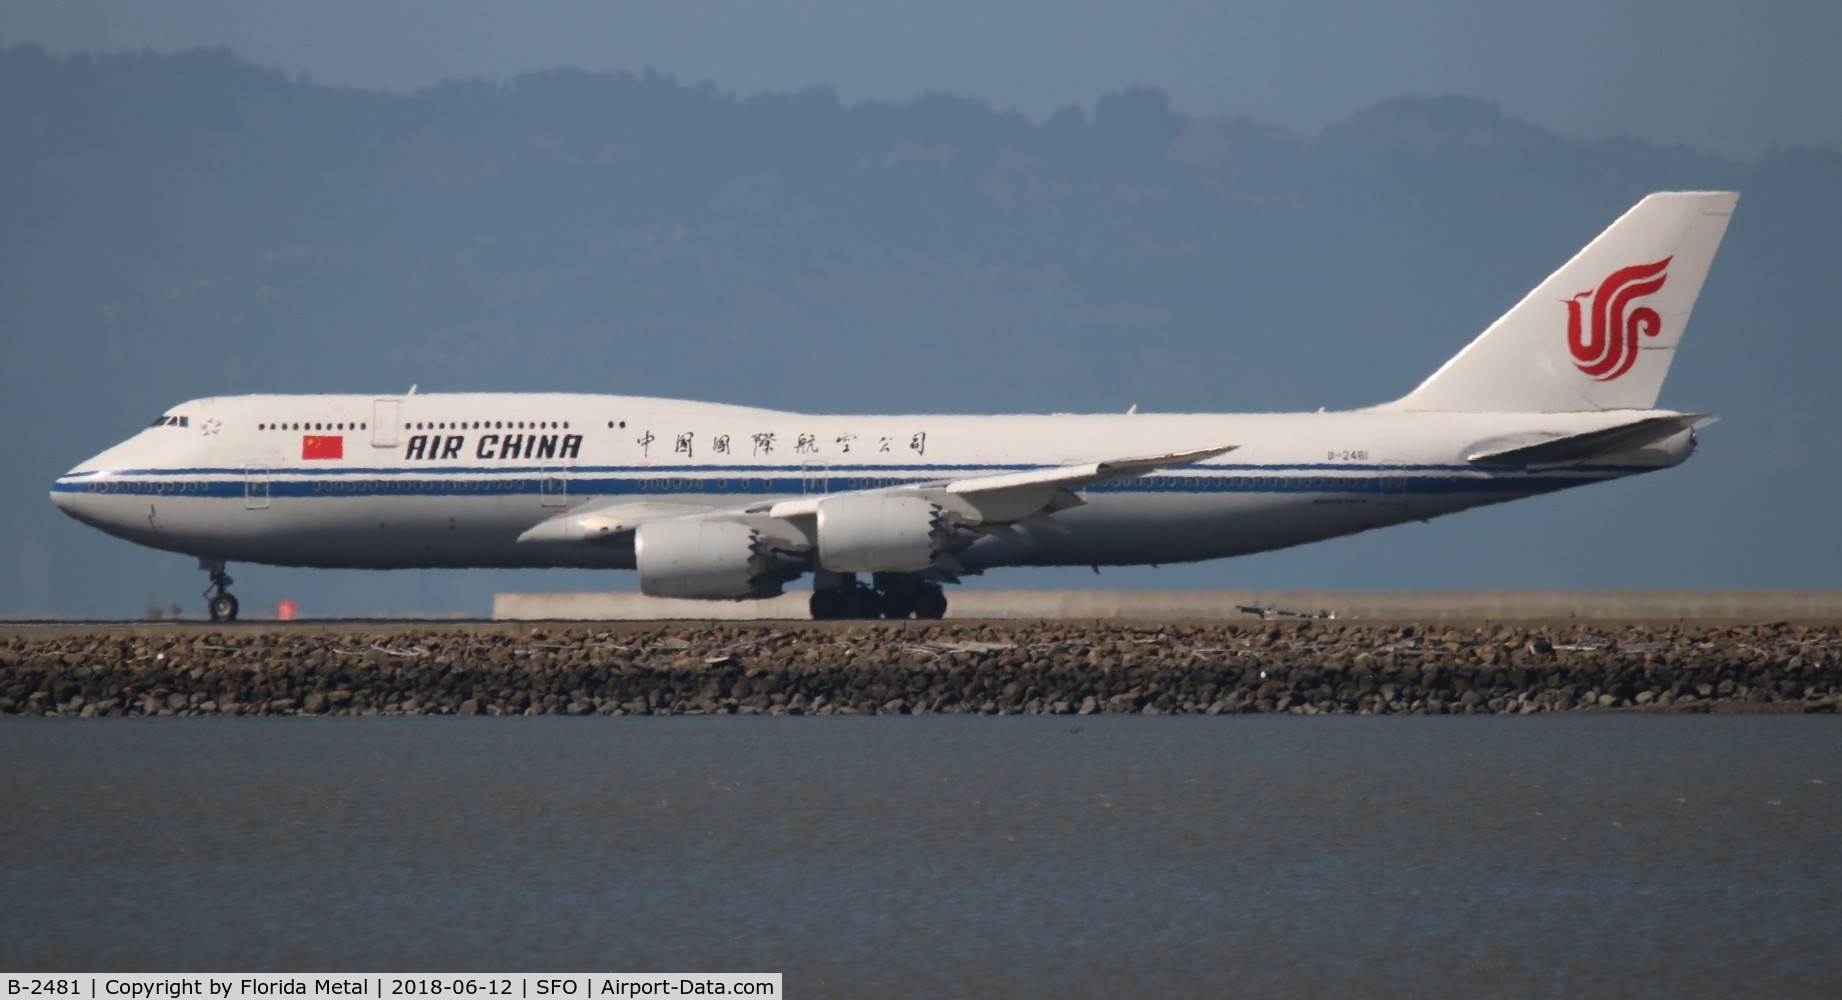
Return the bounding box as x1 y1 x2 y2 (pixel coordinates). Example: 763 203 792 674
3 44 1835 616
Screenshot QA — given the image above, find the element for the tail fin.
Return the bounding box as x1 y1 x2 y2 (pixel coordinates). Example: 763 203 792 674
1380 191 1737 413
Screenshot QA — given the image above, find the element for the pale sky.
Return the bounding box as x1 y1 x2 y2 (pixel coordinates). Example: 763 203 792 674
6 0 1840 615
5 0 1839 161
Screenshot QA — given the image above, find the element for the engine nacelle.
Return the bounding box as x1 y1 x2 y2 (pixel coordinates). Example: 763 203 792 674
815 493 954 574
635 518 804 600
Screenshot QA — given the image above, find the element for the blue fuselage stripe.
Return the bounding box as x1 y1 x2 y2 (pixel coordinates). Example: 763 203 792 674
53 464 1625 500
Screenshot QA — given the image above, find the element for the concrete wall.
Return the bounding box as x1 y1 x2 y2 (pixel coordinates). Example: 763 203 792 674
496 591 814 621
492 589 1842 622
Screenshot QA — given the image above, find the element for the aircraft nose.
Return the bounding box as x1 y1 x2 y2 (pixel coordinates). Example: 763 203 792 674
51 470 109 528
51 473 88 519
52 466 165 546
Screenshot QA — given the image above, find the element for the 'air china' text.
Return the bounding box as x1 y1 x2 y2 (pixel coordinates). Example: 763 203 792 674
403 433 583 461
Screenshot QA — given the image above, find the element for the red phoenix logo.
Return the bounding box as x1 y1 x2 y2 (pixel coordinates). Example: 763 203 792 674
1566 257 1670 381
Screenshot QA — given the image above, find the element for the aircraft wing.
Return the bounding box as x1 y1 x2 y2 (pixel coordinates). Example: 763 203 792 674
948 444 1238 497
517 444 1235 547
761 444 1236 524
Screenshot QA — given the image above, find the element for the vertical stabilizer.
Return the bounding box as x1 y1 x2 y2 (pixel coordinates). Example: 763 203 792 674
1380 192 1736 413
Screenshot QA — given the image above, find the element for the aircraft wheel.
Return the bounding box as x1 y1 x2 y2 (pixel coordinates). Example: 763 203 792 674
878 588 916 621
209 593 240 622
844 587 882 620
809 589 843 621
914 586 947 620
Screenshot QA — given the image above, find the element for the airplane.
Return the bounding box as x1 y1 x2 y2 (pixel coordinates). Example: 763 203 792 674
52 191 1737 622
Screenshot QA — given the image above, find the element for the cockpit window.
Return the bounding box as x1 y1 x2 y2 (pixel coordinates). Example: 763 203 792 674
149 415 191 428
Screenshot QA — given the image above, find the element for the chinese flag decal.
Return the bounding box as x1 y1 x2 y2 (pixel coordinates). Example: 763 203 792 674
302 435 344 460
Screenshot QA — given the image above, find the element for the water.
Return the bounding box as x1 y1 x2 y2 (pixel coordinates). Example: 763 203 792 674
2 717 1838 997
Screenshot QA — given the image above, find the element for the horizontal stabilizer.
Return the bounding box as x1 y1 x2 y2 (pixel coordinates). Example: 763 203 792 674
1466 414 1704 466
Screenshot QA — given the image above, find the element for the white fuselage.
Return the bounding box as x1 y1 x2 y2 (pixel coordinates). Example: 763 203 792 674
52 392 1694 576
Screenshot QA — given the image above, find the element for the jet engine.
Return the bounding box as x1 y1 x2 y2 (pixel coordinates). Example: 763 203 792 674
635 517 807 599
815 493 959 574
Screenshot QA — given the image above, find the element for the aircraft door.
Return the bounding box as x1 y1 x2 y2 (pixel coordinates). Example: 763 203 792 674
244 464 270 510
372 399 401 448
1380 461 1408 505
801 463 829 495
540 464 567 507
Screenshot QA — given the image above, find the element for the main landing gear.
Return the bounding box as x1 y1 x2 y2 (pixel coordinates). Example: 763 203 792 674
809 572 948 621
200 557 239 622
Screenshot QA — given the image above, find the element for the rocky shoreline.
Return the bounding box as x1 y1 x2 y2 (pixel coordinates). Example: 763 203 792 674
3 621 1839 717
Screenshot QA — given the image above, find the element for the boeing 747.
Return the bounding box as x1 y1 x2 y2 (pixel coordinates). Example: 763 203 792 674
53 192 1737 620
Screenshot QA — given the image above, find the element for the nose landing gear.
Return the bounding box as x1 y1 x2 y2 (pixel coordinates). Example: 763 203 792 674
200 558 239 621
